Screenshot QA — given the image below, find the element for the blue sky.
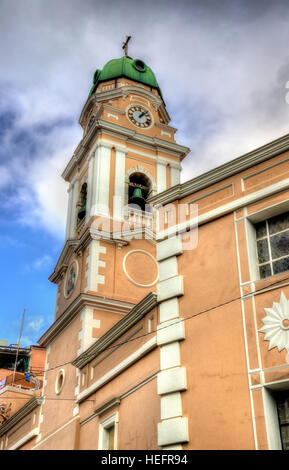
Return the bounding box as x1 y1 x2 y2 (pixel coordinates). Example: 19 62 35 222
1 0 289 346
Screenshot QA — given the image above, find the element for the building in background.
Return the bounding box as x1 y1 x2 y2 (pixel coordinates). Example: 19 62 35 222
1 52 289 450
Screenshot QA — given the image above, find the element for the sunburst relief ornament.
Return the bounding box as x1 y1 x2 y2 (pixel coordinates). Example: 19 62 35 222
260 291 289 352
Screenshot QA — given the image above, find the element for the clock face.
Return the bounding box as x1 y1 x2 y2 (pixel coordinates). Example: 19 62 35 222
127 105 152 128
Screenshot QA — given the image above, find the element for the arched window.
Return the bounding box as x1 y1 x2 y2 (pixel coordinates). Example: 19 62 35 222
77 183 87 222
87 115 95 132
128 173 151 212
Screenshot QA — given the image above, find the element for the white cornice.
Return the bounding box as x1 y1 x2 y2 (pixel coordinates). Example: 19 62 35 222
156 176 289 240
49 239 79 283
76 336 157 403
49 228 128 284
62 118 189 181
38 293 135 347
72 292 158 369
149 132 289 206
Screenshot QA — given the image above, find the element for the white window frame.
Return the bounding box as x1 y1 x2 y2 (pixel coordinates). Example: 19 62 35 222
98 412 119 450
245 199 289 282
262 383 289 450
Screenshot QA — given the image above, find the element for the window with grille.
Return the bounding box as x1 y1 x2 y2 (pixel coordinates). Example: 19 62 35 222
276 391 289 450
255 212 289 279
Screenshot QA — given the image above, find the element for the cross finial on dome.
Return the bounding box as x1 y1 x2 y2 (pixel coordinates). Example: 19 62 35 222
122 35 131 57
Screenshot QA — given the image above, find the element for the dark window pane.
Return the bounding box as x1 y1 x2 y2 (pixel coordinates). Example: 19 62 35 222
268 212 289 235
273 256 289 275
255 221 267 239
259 263 271 279
257 239 269 263
280 426 289 450
270 231 289 259
278 399 289 425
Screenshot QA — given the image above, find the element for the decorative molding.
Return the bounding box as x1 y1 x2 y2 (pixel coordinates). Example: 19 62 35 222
62 119 189 181
157 275 184 302
94 397 121 416
157 318 185 346
156 176 289 240
260 291 289 352
122 250 159 288
72 292 158 369
157 237 183 262
80 373 158 427
149 132 289 206
38 293 134 347
49 227 128 284
157 418 189 447
157 366 187 395
8 427 39 450
76 337 157 403
156 235 187 449
0 397 43 438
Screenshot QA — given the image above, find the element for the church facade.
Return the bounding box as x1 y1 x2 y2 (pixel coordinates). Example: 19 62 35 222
1 54 289 450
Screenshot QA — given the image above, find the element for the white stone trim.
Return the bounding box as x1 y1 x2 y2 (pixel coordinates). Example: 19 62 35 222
31 416 79 449
8 427 39 450
157 177 289 240
157 418 189 447
161 392 182 420
114 148 126 220
157 276 184 302
157 319 185 346
86 152 95 223
157 367 187 395
55 369 65 395
100 139 181 168
65 184 73 240
162 444 183 450
170 166 180 186
262 387 282 450
159 298 179 323
157 161 167 193
233 211 258 448
98 412 119 450
76 337 157 403
122 250 159 288
160 342 181 370
78 305 101 355
159 256 178 282
86 240 106 293
157 237 183 261
91 144 111 217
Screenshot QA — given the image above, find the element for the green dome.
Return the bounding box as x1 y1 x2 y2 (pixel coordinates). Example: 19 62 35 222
88 57 163 99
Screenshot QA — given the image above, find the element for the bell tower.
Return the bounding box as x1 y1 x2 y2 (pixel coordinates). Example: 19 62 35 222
48 52 190 352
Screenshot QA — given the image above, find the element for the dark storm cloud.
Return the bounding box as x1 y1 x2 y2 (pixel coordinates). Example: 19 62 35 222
1 0 289 235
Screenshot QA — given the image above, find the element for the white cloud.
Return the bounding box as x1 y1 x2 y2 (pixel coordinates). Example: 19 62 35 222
25 317 45 333
32 255 53 271
1 0 289 239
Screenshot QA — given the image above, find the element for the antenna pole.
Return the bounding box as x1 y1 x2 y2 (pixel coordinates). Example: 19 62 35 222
11 309 25 387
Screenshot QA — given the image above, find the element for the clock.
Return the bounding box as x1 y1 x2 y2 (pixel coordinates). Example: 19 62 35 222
127 105 152 128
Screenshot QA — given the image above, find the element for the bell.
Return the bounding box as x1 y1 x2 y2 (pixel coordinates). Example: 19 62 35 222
78 200 86 220
129 187 146 211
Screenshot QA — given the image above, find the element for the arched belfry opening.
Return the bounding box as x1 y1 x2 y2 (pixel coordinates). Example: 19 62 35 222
128 172 151 212
77 182 87 222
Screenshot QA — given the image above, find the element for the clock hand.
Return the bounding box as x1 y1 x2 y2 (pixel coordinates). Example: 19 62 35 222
139 111 148 118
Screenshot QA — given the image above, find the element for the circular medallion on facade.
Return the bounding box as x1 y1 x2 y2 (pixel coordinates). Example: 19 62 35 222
122 250 159 288
260 291 289 352
64 261 78 298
